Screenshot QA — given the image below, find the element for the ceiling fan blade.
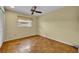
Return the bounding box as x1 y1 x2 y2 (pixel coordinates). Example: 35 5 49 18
35 11 42 13
31 11 34 15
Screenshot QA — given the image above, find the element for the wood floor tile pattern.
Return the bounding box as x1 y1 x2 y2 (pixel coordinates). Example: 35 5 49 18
0 35 78 53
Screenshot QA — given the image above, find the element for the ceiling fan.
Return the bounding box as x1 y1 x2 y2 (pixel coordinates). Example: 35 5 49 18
31 6 42 15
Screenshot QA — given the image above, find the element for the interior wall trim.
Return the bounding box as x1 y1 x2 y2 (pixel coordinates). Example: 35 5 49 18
4 35 39 43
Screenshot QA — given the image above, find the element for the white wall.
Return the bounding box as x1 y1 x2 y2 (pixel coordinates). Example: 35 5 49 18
0 7 5 47
5 10 38 41
76 7 79 48
38 7 78 46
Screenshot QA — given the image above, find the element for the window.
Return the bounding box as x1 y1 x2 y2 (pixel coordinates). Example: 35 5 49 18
17 16 32 27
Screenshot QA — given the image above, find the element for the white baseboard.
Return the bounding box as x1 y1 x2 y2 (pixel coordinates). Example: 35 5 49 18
39 34 74 46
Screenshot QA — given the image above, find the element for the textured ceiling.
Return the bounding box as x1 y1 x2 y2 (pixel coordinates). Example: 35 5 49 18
5 6 64 16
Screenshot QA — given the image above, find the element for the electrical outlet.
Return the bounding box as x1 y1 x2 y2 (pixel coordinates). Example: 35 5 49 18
9 33 17 39
9 35 15 38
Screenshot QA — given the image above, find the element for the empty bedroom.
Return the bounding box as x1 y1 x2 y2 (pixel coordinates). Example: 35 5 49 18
0 6 79 53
